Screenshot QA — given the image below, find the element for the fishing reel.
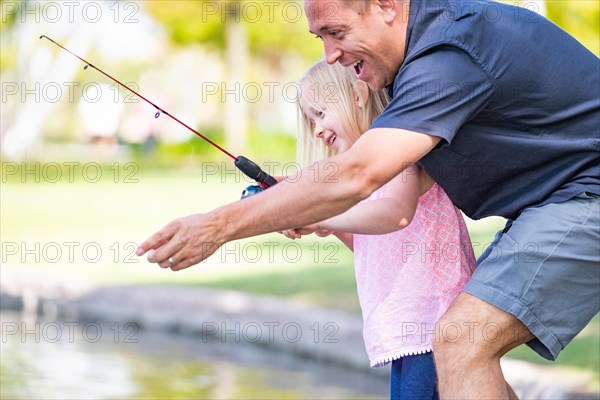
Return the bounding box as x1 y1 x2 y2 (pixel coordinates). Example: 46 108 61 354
234 155 278 200
241 183 266 199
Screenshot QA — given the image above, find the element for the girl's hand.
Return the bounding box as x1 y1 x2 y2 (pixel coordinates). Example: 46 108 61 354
279 224 322 240
315 229 334 237
279 228 303 240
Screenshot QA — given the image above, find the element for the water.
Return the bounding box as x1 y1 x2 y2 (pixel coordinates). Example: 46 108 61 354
0 312 388 399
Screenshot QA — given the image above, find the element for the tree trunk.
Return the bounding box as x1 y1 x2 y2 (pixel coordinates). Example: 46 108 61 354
224 0 249 156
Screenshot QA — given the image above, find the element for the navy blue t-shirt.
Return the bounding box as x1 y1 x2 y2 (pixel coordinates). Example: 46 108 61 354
371 0 600 220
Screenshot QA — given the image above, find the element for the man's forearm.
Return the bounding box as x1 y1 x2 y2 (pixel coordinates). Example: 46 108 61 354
214 154 369 243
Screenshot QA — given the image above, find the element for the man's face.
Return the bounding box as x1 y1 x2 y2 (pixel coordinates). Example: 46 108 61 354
305 0 404 91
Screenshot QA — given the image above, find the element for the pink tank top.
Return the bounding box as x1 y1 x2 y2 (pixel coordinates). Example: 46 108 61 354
353 183 476 367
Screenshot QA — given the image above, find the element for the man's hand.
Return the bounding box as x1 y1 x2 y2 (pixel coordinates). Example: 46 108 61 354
136 214 223 271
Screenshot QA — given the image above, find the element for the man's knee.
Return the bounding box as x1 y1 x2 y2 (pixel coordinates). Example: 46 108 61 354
433 292 535 361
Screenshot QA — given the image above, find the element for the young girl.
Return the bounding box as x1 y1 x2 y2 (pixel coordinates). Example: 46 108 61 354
283 60 476 400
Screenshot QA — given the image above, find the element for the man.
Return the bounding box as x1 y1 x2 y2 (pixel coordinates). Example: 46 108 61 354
137 0 599 398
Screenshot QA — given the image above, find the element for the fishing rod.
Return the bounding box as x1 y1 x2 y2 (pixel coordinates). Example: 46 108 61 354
40 35 277 198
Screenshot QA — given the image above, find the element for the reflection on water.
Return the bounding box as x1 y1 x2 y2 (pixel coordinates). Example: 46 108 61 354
0 312 387 399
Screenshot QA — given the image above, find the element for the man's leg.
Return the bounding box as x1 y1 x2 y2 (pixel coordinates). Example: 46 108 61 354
506 382 519 400
434 194 599 399
433 292 534 399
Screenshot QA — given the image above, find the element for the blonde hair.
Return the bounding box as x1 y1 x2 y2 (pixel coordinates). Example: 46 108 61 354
296 60 390 167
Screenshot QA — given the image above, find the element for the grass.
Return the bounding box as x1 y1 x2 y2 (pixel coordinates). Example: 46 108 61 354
1 161 597 381
199 264 361 312
507 314 600 391
508 318 600 368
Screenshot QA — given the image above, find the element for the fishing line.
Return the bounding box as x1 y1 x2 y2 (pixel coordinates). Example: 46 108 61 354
40 35 278 193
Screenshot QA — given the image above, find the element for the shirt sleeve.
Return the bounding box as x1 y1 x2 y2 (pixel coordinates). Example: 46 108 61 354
371 45 494 144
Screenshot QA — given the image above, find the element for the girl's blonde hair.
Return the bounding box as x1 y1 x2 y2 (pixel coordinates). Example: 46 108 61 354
296 60 390 167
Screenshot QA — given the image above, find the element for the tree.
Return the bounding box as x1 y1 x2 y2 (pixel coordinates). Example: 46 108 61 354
546 0 599 56
145 0 322 154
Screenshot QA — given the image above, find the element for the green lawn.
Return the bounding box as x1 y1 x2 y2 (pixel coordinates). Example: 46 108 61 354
1 162 597 380
507 316 599 376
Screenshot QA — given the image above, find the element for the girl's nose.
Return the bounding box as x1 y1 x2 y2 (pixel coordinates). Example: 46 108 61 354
313 123 325 138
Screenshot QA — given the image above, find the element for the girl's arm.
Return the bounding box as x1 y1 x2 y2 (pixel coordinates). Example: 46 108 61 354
317 164 423 235
332 232 354 251
280 165 425 242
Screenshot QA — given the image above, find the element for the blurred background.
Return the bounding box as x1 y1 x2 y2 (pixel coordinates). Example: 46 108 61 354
1 1 598 398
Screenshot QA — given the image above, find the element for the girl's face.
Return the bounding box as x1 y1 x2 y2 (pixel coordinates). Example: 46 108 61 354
301 98 357 154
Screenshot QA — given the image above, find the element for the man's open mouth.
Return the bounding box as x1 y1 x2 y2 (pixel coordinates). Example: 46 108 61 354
353 60 364 76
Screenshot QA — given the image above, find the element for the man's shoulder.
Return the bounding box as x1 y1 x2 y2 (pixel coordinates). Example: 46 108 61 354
402 0 596 88
407 0 553 58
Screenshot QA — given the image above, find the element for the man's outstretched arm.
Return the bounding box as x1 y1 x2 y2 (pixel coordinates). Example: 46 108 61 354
136 128 440 270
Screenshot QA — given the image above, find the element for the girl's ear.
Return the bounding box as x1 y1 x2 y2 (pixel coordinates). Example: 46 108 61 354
354 80 370 111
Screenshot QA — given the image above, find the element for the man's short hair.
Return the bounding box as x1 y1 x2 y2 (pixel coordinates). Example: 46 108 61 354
347 0 371 14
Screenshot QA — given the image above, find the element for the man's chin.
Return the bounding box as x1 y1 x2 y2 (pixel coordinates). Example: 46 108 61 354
364 79 385 92
357 73 385 91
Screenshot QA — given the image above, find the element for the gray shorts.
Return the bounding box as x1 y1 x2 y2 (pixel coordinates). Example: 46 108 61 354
464 193 600 361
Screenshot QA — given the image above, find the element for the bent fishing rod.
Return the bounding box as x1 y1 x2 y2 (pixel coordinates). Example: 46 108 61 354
40 35 277 198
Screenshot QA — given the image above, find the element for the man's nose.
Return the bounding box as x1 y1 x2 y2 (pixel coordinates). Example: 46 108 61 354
324 40 342 64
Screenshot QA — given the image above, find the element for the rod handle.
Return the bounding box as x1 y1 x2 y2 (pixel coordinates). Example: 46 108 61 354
234 155 278 188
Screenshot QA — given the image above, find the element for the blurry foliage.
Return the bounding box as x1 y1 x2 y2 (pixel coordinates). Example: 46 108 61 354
546 0 599 55
121 129 295 169
143 0 323 63
501 1 599 55
0 0 17 30
247 128 297 160
0 47 15 72
0 0 17 71
144 1 600 59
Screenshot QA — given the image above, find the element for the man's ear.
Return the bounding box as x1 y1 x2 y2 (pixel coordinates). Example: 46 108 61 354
378 0 398 23
354 80 370 111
